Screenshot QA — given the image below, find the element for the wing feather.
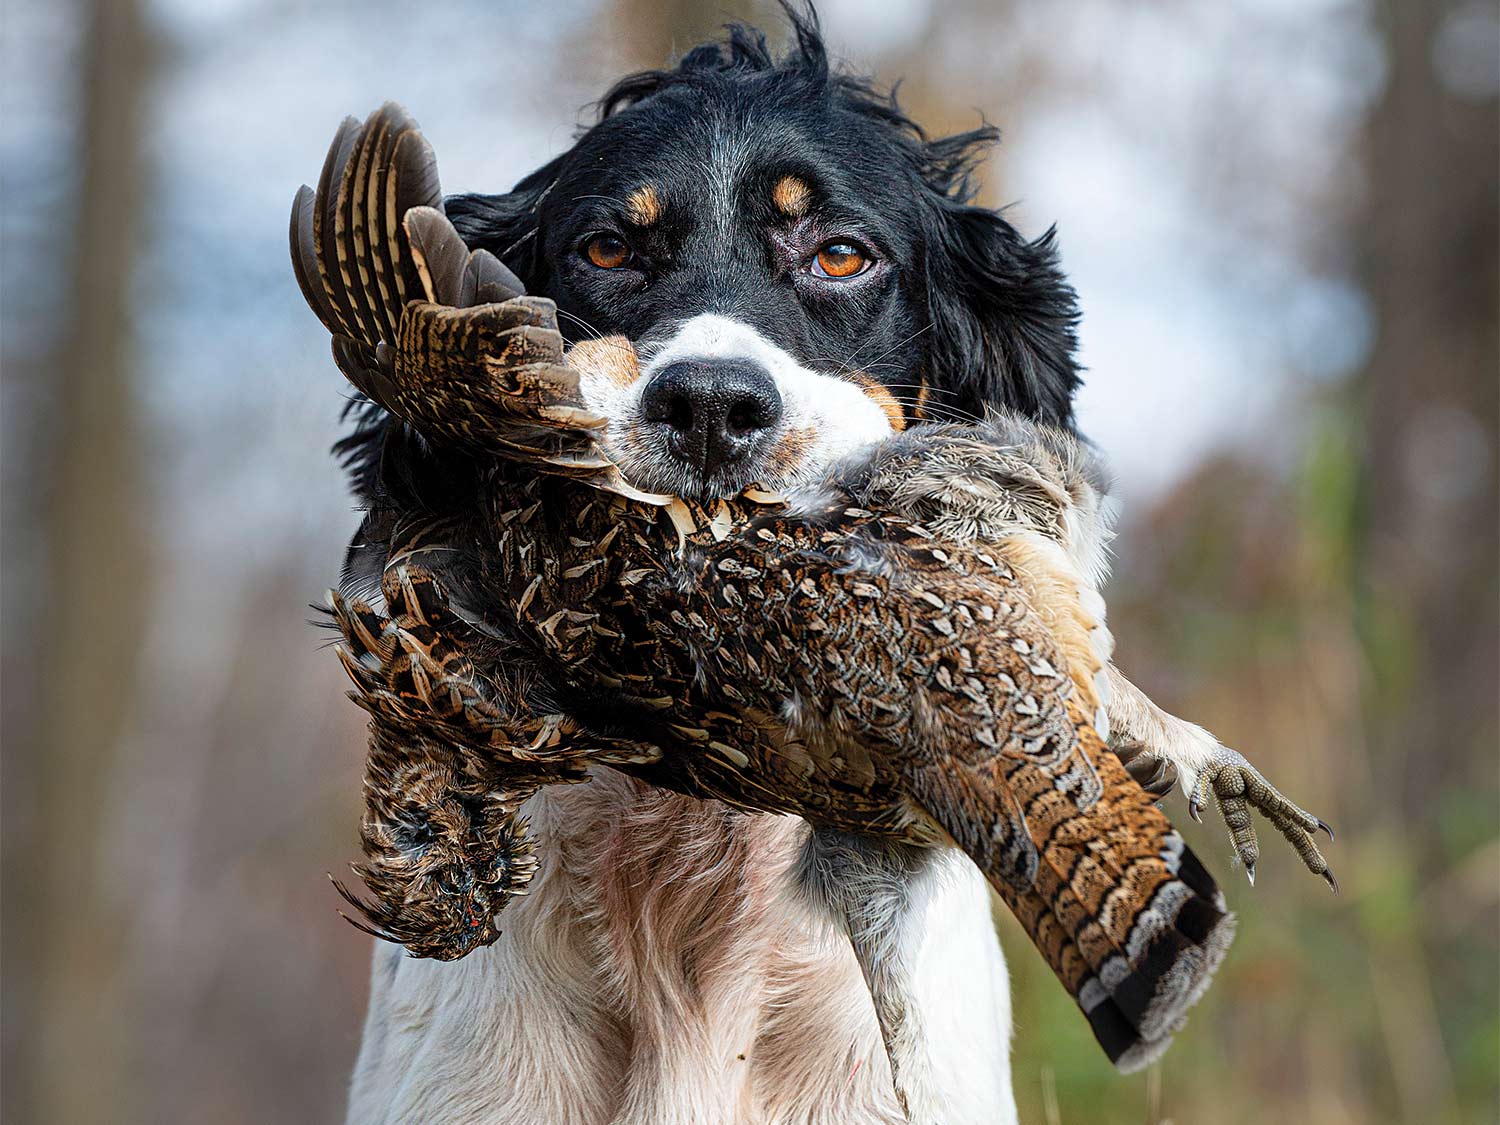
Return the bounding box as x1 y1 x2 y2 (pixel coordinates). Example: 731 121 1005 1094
658 517 1234 1072
288 103 666 501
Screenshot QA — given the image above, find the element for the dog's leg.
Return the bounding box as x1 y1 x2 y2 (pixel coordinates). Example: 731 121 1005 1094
795 832 946 1124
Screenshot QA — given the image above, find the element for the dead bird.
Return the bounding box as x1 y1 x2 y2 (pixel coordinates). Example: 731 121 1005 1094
294 102 1332 1111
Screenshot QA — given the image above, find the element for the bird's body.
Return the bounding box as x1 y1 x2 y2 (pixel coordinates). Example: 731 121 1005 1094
297 105 1331 1107
333 409 1234 1078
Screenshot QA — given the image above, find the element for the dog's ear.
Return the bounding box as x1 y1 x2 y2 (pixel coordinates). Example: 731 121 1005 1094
918 149 1082 428
444 154 567 292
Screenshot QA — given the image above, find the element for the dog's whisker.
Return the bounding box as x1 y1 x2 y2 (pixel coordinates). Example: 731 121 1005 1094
806 322 934 381
840 322 935 380
555 311 643 365
563 192 629 209
879 383 970 402
555 308 606 341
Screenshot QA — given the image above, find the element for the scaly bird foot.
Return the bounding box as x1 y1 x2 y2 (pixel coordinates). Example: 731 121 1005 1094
1186 748 1336 892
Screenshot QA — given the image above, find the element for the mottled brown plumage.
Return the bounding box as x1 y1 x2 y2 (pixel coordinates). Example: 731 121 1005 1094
295 104 1331 1078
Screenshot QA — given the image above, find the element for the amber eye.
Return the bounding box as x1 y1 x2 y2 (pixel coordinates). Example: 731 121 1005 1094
584 233 632 270
812 242 870 279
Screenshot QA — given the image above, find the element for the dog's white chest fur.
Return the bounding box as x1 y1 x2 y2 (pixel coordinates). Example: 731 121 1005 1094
347 770 1016 1124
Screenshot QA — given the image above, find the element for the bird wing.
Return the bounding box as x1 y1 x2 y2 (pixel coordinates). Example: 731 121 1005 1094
289 102 666 501
656 509 1234 1072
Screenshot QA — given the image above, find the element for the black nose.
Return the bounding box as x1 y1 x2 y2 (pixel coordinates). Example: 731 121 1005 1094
640 359 783 476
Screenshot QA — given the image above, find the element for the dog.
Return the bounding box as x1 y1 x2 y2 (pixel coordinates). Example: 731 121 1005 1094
343 9 1081 1123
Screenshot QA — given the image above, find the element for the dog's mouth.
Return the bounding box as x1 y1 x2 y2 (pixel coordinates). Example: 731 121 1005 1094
608 420 794 502
568 314 901 503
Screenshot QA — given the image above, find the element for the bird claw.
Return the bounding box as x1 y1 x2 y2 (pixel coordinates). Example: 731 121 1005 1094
1187 747 1335 890
1188 789 1205 823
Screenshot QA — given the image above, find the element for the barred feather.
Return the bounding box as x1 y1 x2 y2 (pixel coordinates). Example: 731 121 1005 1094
295 102 1238 1072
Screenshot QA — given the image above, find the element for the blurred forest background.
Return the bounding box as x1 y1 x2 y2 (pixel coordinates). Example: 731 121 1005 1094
2 0 1495 1121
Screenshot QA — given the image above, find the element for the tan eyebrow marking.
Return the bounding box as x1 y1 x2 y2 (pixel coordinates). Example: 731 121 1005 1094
624 184 663 227
772 175 812 218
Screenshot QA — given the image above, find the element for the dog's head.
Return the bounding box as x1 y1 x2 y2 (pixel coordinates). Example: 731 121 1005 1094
447 7 1081 501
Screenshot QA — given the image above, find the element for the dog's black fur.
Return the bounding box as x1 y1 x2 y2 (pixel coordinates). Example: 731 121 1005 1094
339 5 1080 544
450 9 1079 421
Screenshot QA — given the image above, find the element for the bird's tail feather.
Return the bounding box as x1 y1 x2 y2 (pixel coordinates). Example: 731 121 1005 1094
995 704 1233 1071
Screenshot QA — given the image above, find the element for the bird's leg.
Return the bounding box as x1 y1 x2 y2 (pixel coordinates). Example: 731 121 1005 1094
795 830 943 1125
1103 665 1336 889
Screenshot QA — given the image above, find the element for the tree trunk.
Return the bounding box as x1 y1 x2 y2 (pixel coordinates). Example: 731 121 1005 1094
1352 1 1497 1118
8 0 155 1120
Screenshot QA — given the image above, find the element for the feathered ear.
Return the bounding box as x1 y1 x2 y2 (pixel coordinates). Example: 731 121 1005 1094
445 154 567 291
917 134 1082 429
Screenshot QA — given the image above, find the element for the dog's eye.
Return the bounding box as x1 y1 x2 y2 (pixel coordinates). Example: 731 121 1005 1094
583 233 633 270
812 242 871 279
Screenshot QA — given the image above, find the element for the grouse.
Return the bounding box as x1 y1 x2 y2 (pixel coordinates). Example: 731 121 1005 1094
292 104 1333 1096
